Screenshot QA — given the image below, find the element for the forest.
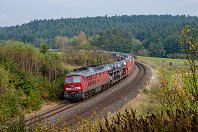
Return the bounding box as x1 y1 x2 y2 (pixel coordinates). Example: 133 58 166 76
0 15 198 58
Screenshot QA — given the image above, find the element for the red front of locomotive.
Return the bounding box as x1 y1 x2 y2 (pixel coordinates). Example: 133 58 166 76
64 75 86 100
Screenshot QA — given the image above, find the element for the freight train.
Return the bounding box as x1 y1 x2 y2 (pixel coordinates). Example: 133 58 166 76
64 52 135 102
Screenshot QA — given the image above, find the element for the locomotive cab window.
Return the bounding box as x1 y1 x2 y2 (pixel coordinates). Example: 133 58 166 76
73 76 81 83
65 77 71 83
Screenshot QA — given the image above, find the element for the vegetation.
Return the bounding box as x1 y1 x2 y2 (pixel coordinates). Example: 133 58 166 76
0 41 64 126
62 48 115 66
94 28 143 54
178 25 198 98
1 15 198 58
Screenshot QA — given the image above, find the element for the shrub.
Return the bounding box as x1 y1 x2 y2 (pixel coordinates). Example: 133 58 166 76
0 94 20 124
24 90 42 112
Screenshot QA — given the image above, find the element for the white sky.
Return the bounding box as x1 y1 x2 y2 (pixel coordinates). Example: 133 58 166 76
0 0 198 27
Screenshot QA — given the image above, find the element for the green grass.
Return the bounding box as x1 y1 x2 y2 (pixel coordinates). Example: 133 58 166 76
137 56 187 65
137 56 198 65
137 55 198 84
136 56 189 80
136 56 188 71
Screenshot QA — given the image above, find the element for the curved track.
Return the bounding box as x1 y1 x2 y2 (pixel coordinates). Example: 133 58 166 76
25 103 79 126
26 62 150 128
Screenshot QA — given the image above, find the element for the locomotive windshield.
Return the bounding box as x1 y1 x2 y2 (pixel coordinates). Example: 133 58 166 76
65 77 71 83
65 76 81 83
73 76 81 83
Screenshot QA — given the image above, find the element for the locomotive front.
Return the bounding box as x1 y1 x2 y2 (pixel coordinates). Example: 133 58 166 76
64 75 85 101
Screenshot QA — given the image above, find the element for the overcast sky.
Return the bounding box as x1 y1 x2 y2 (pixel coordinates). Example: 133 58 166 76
0 0 197 27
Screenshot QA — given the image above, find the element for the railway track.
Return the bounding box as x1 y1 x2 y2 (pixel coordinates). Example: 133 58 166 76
25 62 149 128
25 102 79 126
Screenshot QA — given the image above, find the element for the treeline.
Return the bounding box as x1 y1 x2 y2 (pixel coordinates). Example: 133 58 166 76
1 15 198 43
53 28 184 58
0 15 198 58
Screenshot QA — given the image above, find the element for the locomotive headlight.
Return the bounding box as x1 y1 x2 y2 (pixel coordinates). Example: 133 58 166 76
76 87 81 90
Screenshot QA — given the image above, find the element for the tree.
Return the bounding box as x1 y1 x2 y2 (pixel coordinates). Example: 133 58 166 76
130 38 144 54
80 41 91 50
55 36 69 49
163 34 181 55
148 42 166 57
95 28 144 53
77 31 87 44
142 32 162 49
33 38 46 47
178 25 198 98
69 36 78 46
39 43 49 54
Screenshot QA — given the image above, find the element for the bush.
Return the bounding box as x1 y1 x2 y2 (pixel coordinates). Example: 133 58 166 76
99 108 198 132
0 94 20 124
24 90 42 112
0 114 25 132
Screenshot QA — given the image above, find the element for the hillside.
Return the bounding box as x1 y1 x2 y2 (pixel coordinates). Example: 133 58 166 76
0 15 198 47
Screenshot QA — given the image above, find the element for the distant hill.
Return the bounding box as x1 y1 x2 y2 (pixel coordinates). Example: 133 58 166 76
0 15 197 52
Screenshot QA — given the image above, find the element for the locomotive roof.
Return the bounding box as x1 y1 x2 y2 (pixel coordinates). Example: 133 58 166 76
66 65 108 77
